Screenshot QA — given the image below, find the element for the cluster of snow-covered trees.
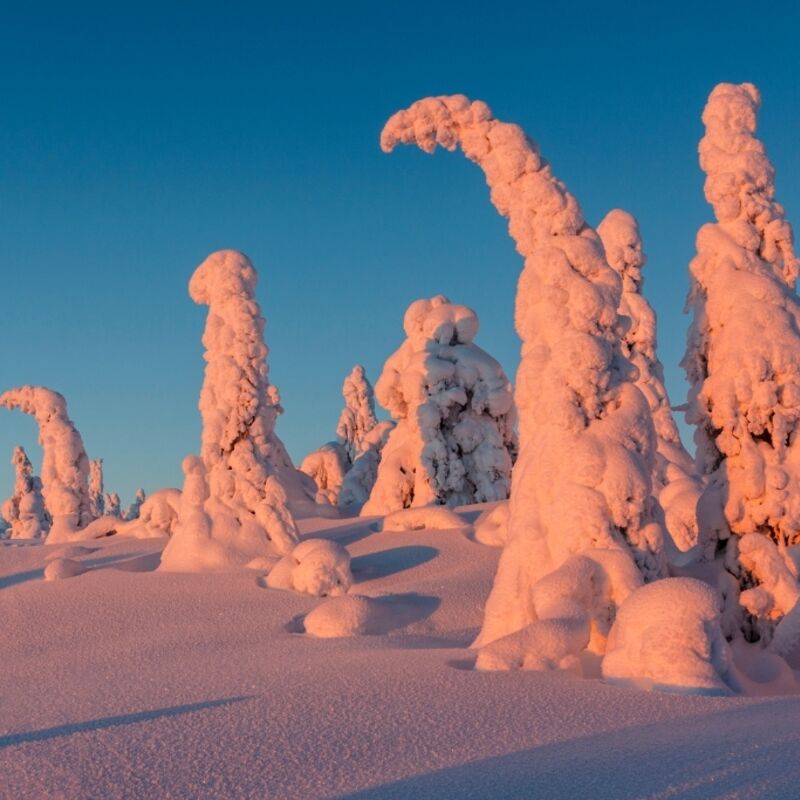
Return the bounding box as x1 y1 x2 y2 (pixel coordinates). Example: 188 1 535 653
2 79 798 694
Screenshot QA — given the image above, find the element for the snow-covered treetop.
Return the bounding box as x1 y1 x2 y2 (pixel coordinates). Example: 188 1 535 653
336 364 378 461
699 83 798 288
0 385 93 537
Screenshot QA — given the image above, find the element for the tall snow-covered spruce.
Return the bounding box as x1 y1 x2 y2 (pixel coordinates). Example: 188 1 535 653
361 295 516 515
0 386 94 542
597 209 703 554
1 446 49 539
337 365 379 462
382 96 683 676
161 250 300 570
683 83 800 652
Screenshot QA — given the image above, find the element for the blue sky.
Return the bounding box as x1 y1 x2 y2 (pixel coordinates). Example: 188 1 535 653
1 1 798 503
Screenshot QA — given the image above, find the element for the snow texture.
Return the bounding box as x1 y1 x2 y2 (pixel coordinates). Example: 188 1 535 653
682 83 800 645
0 386 93 543
602 577 738 695
265 538 352 597
1 446 49 539
597 210 704 554
382 95 666 668
381 506 469 533
163 251 301 570
362 295 516 515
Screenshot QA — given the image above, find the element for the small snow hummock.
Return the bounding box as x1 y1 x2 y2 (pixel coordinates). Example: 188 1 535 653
162 251 302 571
361 295 516 516
265 538 352 597
602 578 739 695
472 501 509 547
303 595 375 637
682 83 800 647
0 386 94 543
383 96 667 674
43 557 86 581
380 506 469 533
1 445 49 539
597 210 704 555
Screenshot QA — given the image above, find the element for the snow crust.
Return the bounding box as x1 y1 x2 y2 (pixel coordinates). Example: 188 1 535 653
362 295 516 515
682 83 800 646
602 577 738 694
597 209 704 553
1 446 48 539
383 96 666 668
0 386 93 543
265 538 352 596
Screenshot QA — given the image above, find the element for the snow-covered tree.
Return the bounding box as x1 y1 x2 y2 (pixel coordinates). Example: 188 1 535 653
104 492 121 518
336 365 379 462
339 420 395 508
1 446 49 539
382 95 667 671
88 459 105 519
299 443 350 505
597 209 704 554
123 488 146 520
361 295 516 515
161 250 300 570
0 386 94 543
683 83 800 651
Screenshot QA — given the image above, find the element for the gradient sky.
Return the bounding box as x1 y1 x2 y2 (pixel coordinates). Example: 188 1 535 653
1 1 798 504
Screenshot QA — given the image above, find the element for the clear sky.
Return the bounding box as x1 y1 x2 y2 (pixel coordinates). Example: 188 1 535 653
1 1 798 504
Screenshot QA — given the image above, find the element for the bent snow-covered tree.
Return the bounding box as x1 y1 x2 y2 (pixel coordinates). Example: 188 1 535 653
683 83 800 653
362 295 516 515
597 209 704 554
382 96 670 673
161 250 300 570
1 446 49 539
0 386 94 543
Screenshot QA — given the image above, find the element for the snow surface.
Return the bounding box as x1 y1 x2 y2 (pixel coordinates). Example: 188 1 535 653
3 512 800 799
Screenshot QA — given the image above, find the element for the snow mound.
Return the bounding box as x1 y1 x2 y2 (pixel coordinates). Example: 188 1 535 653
43 557 86 581
114 489 180 539
602 578 738 695
381 506 469 533
473 501 509 547
303 594 375 637
266 538 352 597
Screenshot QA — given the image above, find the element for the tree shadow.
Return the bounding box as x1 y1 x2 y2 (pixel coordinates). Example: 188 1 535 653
0 568 44 590
0 696 252 749
338 699 800 799
351 545 439 582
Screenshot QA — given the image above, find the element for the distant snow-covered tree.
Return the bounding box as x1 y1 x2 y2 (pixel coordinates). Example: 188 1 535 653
104 492 121 518
382 95 672 675
336 365 379 462
299 442 350 505
88 459 105 519
597 209 704 554
123 488 146 521
1 445 49 539
362 295 516 515
683 83 800 652
0 386 94 543
161 250 301 570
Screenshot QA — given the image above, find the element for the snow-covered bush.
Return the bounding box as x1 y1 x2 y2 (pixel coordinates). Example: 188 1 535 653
682 83 800 649
123 488 146 521
162 251 302 571
1 446 49 539
266 538 352 597
382 95 666 671
0 386 93 543
602 578 738 695
88 459 105 519
361 295 516 515
115 488 180 539
338 420 395 509
299 442 349 505
597 209 704 554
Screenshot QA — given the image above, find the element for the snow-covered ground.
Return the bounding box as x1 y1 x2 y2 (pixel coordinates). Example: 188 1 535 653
3 510 799 799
